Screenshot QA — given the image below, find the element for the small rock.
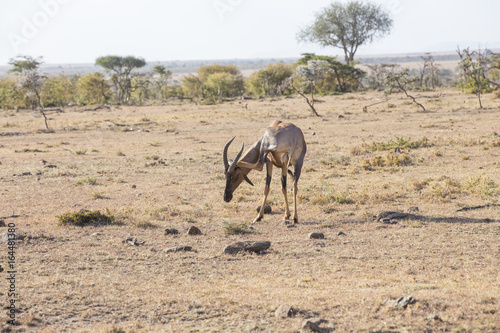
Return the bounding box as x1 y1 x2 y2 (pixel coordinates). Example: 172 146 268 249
383 295 416 309
131 184 136 189
337 231 346 236
301 318 327 333
122 237 145 246
427 314 443 321
91 232 102 236
381 218 398 224
406 206 419 213
165 228 179 235
0 233 26 243
0 220 6 227
376 211 408 221
256 205 272 214
223 241 271 255
44 164 57 168
275 304 294 319
165 245 193 253
187 226 202 235
309 232 325 239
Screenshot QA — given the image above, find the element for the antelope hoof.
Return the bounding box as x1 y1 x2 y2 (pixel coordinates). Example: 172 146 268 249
252 216 263 224
293 217 299 224
283 214 291 221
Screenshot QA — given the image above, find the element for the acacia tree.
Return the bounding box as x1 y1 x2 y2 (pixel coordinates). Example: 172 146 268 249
386 68 426 112
297 53 364 92
456 47 499 109
8 55 44 73
95 55 146 103
298 1 392 64
418 53 440 89
151 65 172 100
287 60 328 117
8 55 50 129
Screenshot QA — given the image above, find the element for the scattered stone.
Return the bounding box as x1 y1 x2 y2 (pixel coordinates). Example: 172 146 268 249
256 204 272 214
223 241 271 255
187 226 202 235
381 218 398 224
427 314 443 321
44 164 57 168
91 232 102 236
131 184 136 189
13 172 32 177
122 237 145 246
309 232 325 239
376 211 408 221
337 231 346 236
40 160 47 165
301 318 327 333
275 304 294 319
383 295 416 309
406 206 419 213
165 245 193 253
165 228 179 235
0 220 5 227
0 233 26 243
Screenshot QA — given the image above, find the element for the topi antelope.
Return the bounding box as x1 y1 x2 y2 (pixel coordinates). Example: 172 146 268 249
223 120 306 223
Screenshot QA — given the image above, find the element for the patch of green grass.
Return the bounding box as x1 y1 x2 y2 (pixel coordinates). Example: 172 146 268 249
90 191 107 199
15 148 44 153
368 137 430 152
148 141 161 147
76 176 98 186
57 209 115 226
220 221 251 235
75 149 87 155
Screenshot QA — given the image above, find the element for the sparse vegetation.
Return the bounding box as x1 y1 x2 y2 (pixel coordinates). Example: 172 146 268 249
220 221 251 235
76 176 98 185
57 209 115 226
3 89 499 332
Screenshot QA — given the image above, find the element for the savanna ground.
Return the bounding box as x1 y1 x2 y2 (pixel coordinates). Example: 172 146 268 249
1 89 499 332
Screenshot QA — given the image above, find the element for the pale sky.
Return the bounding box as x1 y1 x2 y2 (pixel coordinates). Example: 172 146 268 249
0 0 499 66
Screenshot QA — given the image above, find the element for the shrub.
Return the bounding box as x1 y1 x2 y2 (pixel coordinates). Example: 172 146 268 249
57 209 115 226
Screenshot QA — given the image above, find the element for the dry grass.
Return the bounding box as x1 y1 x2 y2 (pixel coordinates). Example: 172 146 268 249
0 89 499 332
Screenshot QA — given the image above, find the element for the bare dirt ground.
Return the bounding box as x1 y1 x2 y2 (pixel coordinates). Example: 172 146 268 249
1 89 499 332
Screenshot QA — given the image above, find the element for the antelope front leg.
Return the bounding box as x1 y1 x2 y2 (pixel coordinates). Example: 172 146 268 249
292 177 299 223
253 159 272 223
281 167 291 220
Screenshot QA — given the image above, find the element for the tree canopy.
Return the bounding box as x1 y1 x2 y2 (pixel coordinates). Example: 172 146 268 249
297 1 393 64
8 55 44 73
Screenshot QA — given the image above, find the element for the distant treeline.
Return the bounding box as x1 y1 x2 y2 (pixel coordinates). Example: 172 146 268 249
1 51 498 111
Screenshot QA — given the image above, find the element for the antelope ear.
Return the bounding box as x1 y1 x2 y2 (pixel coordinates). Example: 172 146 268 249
243 174 254 186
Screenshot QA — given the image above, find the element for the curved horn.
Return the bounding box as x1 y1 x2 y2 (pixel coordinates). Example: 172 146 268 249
223 137 235 172
228 143 244 174
243 174 254 186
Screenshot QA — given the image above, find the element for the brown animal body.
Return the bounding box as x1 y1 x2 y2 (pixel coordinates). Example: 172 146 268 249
223 120 306 223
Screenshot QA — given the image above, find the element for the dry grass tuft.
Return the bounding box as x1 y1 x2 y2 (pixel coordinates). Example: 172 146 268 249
56 209 116 226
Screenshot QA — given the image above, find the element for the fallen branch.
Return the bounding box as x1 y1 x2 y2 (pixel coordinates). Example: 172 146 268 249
363 98 390 112
456 203 500 212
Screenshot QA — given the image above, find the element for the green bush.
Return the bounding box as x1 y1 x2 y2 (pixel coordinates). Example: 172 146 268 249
57 209 115 226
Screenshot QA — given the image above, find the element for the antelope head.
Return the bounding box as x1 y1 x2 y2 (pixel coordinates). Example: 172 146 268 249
223 137 254 202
